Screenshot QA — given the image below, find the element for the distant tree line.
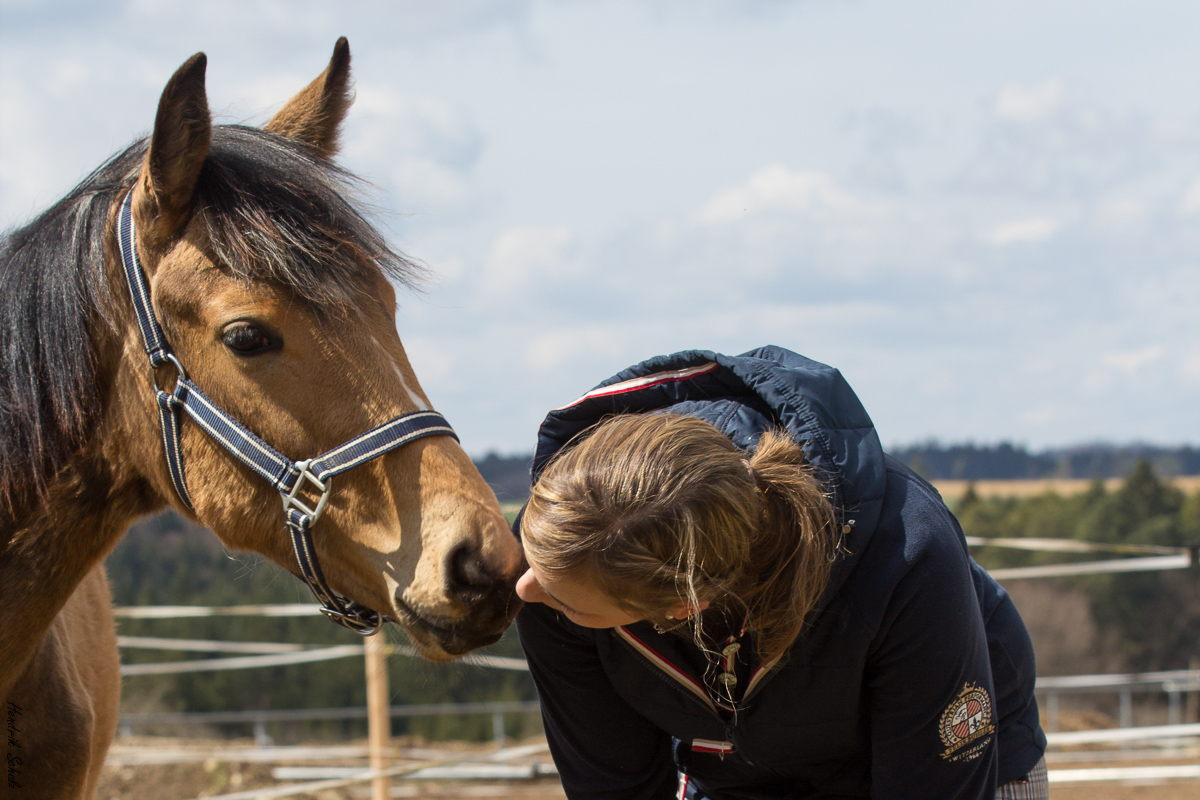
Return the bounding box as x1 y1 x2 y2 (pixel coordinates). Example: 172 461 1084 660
473 452 534 502
476 444 1200 503
892 442 1200 481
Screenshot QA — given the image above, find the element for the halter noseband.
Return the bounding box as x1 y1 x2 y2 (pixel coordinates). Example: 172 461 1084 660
116 191 457 635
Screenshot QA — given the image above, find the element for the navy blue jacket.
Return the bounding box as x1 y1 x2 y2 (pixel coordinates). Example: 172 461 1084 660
515 347 1046 800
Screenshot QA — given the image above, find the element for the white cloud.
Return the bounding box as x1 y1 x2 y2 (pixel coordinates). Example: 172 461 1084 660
982 217 1062 246
1183 348 1200 385
1180 176 1200 217
1019 406 1057 426
481 226 575 296
339 86 483 216
396 335 458 388
351 87 482 168
955 78 1167 200
993 79 1065 123
1082 345 1166 394
700 165 857 224
384 158 477 214
522 320 634 373
1101 345 1164 374
684 163 961 287
1023 357 1055 375
1094 198 1147 232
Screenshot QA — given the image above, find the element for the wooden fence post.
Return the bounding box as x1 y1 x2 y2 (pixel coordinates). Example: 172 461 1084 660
1188 657 1200 724
365 632 391 800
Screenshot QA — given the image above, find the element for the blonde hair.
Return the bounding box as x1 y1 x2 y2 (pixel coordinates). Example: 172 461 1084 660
521 413 839 661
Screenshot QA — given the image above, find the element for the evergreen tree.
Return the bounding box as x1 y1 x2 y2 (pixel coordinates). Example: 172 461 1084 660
1074 461 1197 669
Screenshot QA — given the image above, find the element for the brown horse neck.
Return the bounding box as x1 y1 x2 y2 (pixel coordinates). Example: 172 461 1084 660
0 452 158 695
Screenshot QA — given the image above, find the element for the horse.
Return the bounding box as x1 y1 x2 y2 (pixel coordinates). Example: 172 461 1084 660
0 39 523 799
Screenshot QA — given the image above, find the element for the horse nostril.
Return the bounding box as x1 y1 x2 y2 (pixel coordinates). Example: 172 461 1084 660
446 543 492 604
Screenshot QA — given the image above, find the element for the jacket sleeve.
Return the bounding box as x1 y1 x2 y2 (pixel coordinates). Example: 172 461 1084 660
516 601 678 800
863 492 999 800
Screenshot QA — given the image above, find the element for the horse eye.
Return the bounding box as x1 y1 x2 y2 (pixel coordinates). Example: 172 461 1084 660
221 323 278 355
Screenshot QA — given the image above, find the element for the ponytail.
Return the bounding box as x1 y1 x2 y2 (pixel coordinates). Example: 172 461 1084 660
741 430 839 661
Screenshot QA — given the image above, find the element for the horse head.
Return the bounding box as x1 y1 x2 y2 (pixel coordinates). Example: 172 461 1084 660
108 40 522 657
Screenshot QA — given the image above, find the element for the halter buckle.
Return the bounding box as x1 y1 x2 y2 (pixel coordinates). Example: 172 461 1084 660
283 459 333 525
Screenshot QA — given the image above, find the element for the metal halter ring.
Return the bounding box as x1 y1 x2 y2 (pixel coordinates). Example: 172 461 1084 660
283 459 333 525
152 352 189 394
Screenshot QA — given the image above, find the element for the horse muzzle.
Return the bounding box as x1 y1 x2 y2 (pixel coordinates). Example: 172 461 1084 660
393 575 522 659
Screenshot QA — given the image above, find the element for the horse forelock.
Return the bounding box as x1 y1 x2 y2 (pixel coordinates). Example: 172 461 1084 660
0 125 421 519
195 126 425 314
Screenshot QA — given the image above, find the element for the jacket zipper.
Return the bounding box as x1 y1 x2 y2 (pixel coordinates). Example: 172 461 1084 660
615 626 769 765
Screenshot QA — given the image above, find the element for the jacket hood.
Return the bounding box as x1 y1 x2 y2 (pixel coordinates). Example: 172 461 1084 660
531 346 888 597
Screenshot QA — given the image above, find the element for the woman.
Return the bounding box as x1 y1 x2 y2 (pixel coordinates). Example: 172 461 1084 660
514 346 1047 800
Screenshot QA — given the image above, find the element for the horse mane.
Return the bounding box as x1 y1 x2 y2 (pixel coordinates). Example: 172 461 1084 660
0 125 423 519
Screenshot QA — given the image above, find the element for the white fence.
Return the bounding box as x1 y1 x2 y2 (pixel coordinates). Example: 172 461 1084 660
110 535 1200 792
965 535 1199 579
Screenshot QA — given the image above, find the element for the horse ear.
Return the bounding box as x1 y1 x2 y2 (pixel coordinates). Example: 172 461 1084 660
264 37 352 158
133 52 212 247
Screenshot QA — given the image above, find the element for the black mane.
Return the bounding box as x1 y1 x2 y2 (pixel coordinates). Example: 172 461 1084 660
0 125 422 518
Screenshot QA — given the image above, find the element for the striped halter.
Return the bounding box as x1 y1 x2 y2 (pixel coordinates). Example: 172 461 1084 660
116 191 457 634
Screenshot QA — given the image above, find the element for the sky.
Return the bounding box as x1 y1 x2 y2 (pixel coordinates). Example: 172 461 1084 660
2 0 1197 456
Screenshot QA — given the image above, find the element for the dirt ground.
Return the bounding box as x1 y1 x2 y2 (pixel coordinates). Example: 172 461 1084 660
98 736 567 800
1051 784 1198 800
98 761 567 800
1049 768 1200 800
96 735 1199 800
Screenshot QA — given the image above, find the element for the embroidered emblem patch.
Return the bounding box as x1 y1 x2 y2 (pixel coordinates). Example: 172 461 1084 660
938 682 995 763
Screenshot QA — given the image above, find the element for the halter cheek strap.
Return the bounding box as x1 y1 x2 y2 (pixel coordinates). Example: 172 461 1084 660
116 190 456 635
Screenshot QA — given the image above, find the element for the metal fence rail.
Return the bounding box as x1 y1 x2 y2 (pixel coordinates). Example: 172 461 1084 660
1036 669 1200 731
181 741 553 800
1044 722 1200 746
965 535 1199 580
1049 764 1200 784
117 636 530 674
1037 669 1200 691
121 700 542 727
119 700 544 749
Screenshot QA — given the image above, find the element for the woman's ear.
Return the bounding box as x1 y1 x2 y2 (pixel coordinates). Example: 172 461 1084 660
668 599 710 619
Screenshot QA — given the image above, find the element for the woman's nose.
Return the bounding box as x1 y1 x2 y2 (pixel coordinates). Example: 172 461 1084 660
515 568 544 604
